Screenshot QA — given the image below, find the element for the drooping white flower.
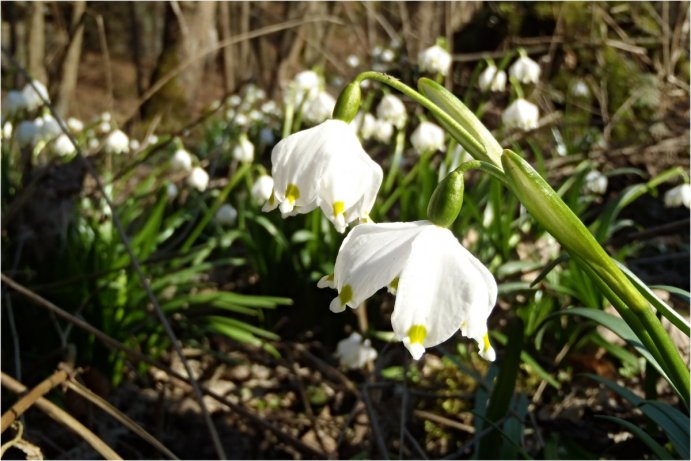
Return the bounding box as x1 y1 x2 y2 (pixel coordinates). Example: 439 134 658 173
376 94 407 129
2 121 12 139
664 184 691 208
509 55 541 84
350 112 377 142
104 129 129 154
248 109 262 123
418 45 452 76
166 182 179 201
293 70 321 99
478 65 507 92
129 139 140 151
2 90 28 118
232 135 255 162
16 119 40 147
38 114 62 141
51 133 76 157
146 134 159 146
502 98 539 131
264 119 383 233
319 220 497 361
410 121 445 155
227 94 242 107
67 117 84 133
215 203 238 226
251 174 274 204
584 170 608 195
261 100 280 117
380 48 396 63
21 80 50 111
335 332 378 370
187 166 210 192
346 54 360 68
303 91 336 125
372 119 394 144
171 148 193 172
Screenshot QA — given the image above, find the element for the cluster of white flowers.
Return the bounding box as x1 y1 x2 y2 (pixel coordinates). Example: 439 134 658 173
478 65 507 92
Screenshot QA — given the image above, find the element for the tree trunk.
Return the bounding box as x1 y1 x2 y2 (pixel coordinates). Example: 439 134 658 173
55 1 86 116
27 1 47 84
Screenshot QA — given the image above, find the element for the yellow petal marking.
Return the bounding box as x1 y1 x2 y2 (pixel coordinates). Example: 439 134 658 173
407 324 427 345
483 332 492 353
389 277 399 292
285 184 300 204
338 284 353 305
333 201 345 216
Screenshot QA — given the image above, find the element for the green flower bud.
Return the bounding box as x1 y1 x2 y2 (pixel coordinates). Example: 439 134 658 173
332 82 362 123
427 169 464 228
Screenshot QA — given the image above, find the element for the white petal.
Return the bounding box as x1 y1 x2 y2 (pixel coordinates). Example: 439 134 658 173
391 225 497 355
332 221 427 310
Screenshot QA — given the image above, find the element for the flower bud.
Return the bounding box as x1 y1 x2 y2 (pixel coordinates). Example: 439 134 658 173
332 82 362 123
427 169 464 228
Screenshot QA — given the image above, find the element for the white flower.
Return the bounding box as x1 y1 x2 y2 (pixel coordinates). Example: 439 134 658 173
350 112 377 141
104 129 129 154
570 80 590 98
376 94 406 129
166 183 179 201
380 48 396 63
319 220 497 361
2 121 12 139
3 90 28 117
293 70 321 97
87 136 100 150
21 80 49 111
502 98 539 131
16 119 40 147
171 148 193 172
187 166 209 192
478 65 507 92
234 113 249 127
335 332 377 370
100 112 112 122
372 119 394 144
584 170 608 195
67 117 84 133
248 109 262 122
51 133 76 157
215 204 238 226
251 174 274 204
38 114 62 141
227 94 242 107
265 119 383 233
98 121 112 134
509 55 541 84
261 100 280 117
664 184 691 208
232 135 255 162
146 134 159 145
259 127 275 145
418 45 452 76
346 55 360 68
129 139 140 151
410 121 445 155
303 91 336 125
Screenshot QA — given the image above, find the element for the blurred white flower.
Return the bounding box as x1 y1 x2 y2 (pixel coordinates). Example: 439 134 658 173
502 98 539 131
664 184 691 208
215 203 238 226
67 117 84 133
100 112 112 123
187 166 209 192
248 109 262 122
410 121 445 155
98 121 112 134
171 148 193 172
16 119 40 147
570 80 590 98
21 80 50 111
376 94 407 129
104 129 130 154
320 220 497 361
335 332 377 370
418 45 452 76
87 137 100 150
380 48 396 63
261 100 280 117
265 119 383 233
146 134 159 146
166 183 179 201
478 65 507 92
303 91 336 125
2 121 12 139
227 95 242 107
509 55 541 84
129 139 140 151
234 113 249 127
351 112 377 141
293 70 321 99
346 54 360 68
584 170 608 195
251 174 274 204
232 135 255 162
38 114 62 141
372 119 394 144
3 90 28 118
51 133 76 157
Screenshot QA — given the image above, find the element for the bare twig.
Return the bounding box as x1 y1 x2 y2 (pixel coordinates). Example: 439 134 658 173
2 372 122 460
93 13 113 113
413 409 475 434
1 368 70 432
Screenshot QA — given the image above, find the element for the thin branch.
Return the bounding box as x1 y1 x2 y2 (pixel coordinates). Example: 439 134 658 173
1 368 69 432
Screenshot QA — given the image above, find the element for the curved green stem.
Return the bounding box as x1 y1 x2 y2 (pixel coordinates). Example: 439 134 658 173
354 71 489 164
451 160 511 189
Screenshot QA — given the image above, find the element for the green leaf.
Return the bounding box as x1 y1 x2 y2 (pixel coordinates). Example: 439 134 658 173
596 415 674 460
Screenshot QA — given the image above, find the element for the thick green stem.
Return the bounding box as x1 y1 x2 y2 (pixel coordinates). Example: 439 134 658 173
354 71 490 165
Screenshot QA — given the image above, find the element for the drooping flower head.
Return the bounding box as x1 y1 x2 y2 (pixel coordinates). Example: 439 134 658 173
187 166 210 192
265 119 383 233
664 184 691 208
376 94 407 129
502 98 539 131
303 91 336 125
319 220 497 361
478 65 507 92
171 148 194 172
418 45 452 76
21 80 50 112
104 129 130 155
410 121 445 155
232 135 255 163
251 174 274 204
509 55 541 84
335 332 378 370
584 170 608 195
2 90 28 118
215 203 238 226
